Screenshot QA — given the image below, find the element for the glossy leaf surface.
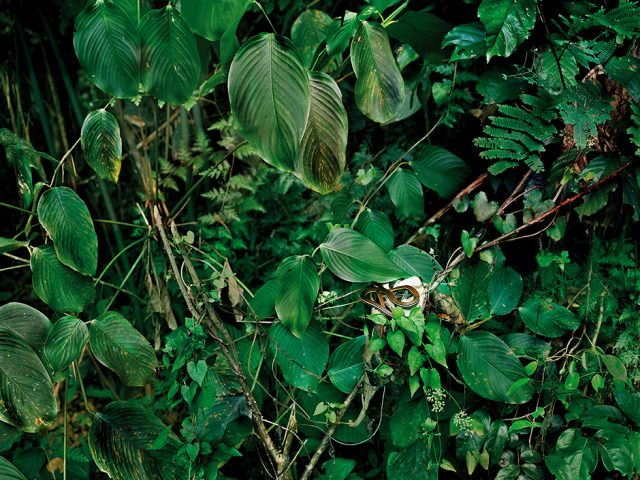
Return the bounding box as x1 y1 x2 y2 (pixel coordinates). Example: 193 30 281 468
81 109 122 183
44 316 89 374
275 256 320 338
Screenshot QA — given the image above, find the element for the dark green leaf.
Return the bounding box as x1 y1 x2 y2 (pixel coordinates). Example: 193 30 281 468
389 399 430 448
501 333 550 360
140 6 200 104
386 440 433 480
478 0 537 60
452 263 492 322
89 311 157 386
351 21 404 123
327 336 365 393
0 421 22 453
275 256 320 338
44 316 89 374
320 228 408 283
0 302 51 350
181 0 249 42
198 396 249 442
37 186 98 276
354 209 394 252
389 245 440 282
248 279 278 320
81 109 122 183
30 245 95 314
0 457 27 480
89 401 184 480
387 11 452 63
410 145 471 198
73 1 140 98
614 388 640 426
598 434 635 476
545 429 598 480
291 9 333 67
0 328 56 432
0 238 28 255
488 267 523 315
387 168 424 218
229 33 310 171
457 330 533 404
442 22 486 61
518 298 580 338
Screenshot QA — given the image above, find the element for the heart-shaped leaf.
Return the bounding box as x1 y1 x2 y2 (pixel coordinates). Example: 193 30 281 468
478 0 537 60
291 9 333 67
0 302 51 351
181 0 249 42
518 298 580 338
44 316 89 374
89 401 184 480
320 228 408 283
350 21 404 123
275 256 320 338
73 1 140 98
295 71 348 194
354 209 394 252
229 33 310 171
30 245 95 313
457 330 533 404
81 109 122 183
140 5 201 104
37 186 98 276
186 360 208 387
89 311 157 386
270 322 328 392
410 145 471 198
387 168 424 218
328 335 366 393
0 328 57 432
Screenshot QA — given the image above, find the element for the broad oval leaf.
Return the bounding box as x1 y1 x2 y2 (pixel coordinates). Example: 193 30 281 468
181 0 249 42
81 109 122 183
389 399 431 448
37 186 98 276
328 335 366 393
457 330 533 404
319 228 408 283
229 33 310 171
452 263 492 322
518 298 581 338
73 1 140 98
488 267 523 315
89 311 158 386
0 328 57 432
478 0 537 61
0 302 51 350
350 21 404 123
30 245 95 313
89 401 184 480
275 256 320 338
386 11 452 63
0 457 27 480
410 145 471 198
291 9 333 67
388 245 440 283
248 279 278 320
386 168 424 218
140 6 201 105
354 209 394 252
295 71 348 194
44 316 89 374
270 322 328 392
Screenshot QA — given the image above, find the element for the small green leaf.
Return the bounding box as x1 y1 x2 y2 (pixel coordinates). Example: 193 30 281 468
602 354 627 382
320 228 408 283
387 330 405 357
478 0 537 60
327 335 365 393
186 360 208 387
472 191 499 222
489 267 523 315
386 168 424 218
0 302 51 351
81 109 122 183
44 316 89 374
518 298 580 338
410 145 471 198
139 6 201 104
31 245 95 313
89 311 158 386
354 209 394 252
37 186 98 276
275 256 320 338
351 21 404 123
407 346 425 376
0 238 28 255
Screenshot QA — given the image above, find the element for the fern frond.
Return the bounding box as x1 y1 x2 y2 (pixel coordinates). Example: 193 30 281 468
566 2 640 37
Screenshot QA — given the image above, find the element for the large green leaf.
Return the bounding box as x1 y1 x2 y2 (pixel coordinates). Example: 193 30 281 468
247 279 278 320
327 336 365 393
0 302 51 350
545 429 598 480
452 263 492 322
386 11 452 63
30 245 95 314
386 440 433 480
389 399 431 448
388 245 440 283
198 396 249 442
270 322 328 392
81 109 122 183
350 21 404 123
319 228 408 283
181 0 249 42
291 9 333 67
89 311 157 386
228 33 310 171
457 330 533 404
478 0 537 61
295 71 348 194
0 328 57 432
44 316 89 375
410 145 471 198
0 457 27 480
73 1 140 98
386 168 424 218
518 298 581 338
275 256 320 338
354 209 394 252
37 186 98 276
488 267 523 315
139 5 200 105
89 401 184 480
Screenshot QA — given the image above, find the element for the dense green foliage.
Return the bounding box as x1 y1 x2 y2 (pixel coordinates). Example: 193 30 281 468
1 0 639 478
